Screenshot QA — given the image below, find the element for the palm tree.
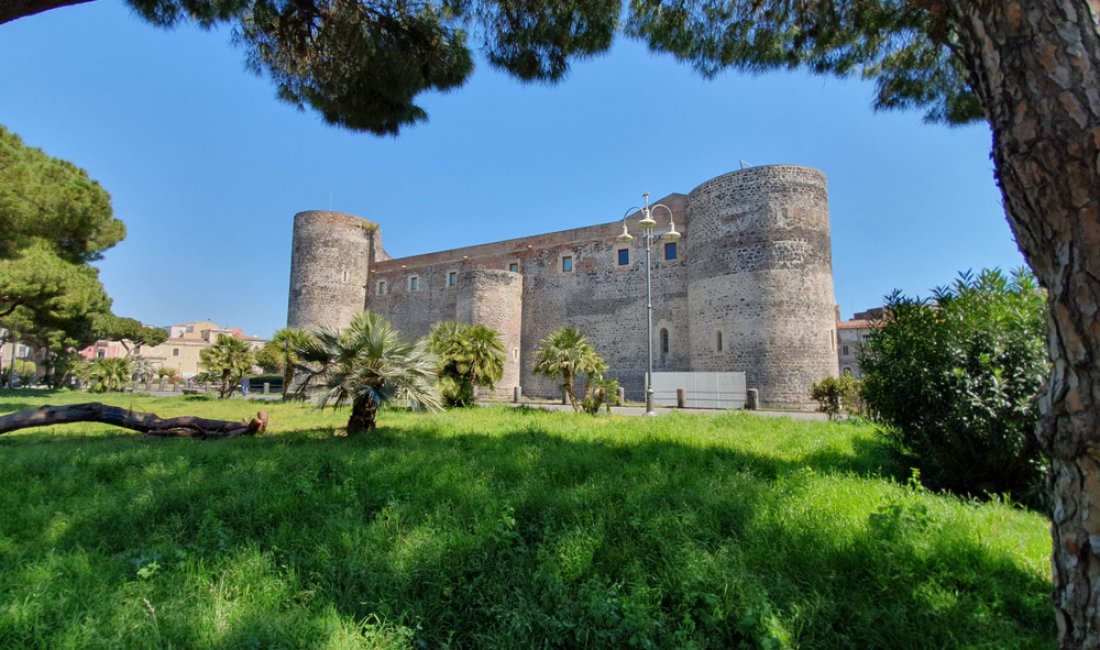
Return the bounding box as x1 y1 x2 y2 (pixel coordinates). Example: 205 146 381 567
256 327 315 400
130 356 154 383
295 311 441 434
80 357 132 393
532 326 606 411
429 321 505 407
199 335 254 399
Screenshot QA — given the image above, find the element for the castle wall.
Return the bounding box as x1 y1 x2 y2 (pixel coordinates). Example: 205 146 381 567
456 270 523 396
686 165 838 408
290 165 839 409
366 195 691 400
287 211 378 331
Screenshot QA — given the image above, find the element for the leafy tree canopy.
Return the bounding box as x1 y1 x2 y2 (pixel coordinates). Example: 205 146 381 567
861 268 1049 504
92 313 169 351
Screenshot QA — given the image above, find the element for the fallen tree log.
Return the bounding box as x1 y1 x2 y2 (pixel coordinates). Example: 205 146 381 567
0 402 268 439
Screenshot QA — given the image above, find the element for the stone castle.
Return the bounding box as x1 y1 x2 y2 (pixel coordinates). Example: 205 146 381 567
287 165 839 409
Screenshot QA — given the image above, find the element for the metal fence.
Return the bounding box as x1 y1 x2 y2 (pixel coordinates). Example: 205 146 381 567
648 371 747 409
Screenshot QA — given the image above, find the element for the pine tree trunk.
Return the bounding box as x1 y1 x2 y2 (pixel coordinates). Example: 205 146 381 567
943 2 1100 645
0 402 267 438
346 394 377 435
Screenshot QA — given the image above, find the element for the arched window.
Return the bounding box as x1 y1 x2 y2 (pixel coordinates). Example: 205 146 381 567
660 328 669 355
842 367 853 377
716 330 723 352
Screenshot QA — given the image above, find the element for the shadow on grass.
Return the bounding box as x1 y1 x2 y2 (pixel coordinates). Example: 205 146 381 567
0 415 1053 649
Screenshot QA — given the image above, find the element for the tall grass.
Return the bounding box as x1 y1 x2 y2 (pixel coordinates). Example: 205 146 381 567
0 390 1052 648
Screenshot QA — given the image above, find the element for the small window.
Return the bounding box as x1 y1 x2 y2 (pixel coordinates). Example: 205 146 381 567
513 348 519 361
842 345 849 356
409 275 419 291
716 331 723 352
377 280 388 295
342 270 348 283
664 242 678 261
448 271 458 287
660 328 669 355
562 256 573 273
508 262 519 273
617 249 630 266
97 348 106 359
172 348 179 357
842 367 854 376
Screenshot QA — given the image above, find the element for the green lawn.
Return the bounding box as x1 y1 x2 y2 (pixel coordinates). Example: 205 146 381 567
0 390 1053 649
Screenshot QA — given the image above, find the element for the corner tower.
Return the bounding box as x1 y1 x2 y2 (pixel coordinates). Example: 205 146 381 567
686 165 838 408
287 210 380 331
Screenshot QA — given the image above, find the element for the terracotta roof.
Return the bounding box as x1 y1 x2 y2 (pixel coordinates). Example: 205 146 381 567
837 319 872 330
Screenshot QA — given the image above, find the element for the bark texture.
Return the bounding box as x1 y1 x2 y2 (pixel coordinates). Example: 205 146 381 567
941 1 1100 646
0 0 94 24
0 402 268 439
346 394 376 434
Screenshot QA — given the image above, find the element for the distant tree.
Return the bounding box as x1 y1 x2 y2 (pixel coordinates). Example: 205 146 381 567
92 314 168 356
861 268 1048 504
79 357 132 393
198 335 254 399
255 327 314 400
811 375 863 421
581 374 621 415
155 366 178 380
533 326 607 411
294 311 440 434
129 356 155 382
1 359 36 387
428 321 505 407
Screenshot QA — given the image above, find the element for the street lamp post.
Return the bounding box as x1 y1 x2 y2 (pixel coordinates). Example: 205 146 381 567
617 192 681 416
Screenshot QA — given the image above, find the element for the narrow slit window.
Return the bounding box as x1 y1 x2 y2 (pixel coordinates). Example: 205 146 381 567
660 328 669 355
716 331 723 352
377 280 387 295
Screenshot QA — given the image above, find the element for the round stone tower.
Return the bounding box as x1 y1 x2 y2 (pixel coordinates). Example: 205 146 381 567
287 210 377 331
455 269 524 397
686 165 838 409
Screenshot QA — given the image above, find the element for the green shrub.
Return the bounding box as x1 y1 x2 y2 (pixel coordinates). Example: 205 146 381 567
581 375 621 414
860 268 1048 504
810 375 862 420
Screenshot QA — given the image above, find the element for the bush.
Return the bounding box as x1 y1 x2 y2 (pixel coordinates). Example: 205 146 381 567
860 268 1048 504
810 375 862 420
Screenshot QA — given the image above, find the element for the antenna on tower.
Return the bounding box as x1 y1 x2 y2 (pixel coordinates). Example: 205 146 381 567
739 160 752 169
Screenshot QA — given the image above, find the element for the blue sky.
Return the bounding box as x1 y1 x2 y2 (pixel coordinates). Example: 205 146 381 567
1 1 1025 338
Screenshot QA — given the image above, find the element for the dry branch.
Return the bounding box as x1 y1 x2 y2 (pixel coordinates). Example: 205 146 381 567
0 402 268 439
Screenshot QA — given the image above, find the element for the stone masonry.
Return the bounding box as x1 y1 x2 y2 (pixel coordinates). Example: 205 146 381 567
287 165 840 409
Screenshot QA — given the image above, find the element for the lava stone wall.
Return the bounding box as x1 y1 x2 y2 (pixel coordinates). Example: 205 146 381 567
365 194 691 400
456 270 523 396
290 166 839 409
287 211 379 331
686 166 838 408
